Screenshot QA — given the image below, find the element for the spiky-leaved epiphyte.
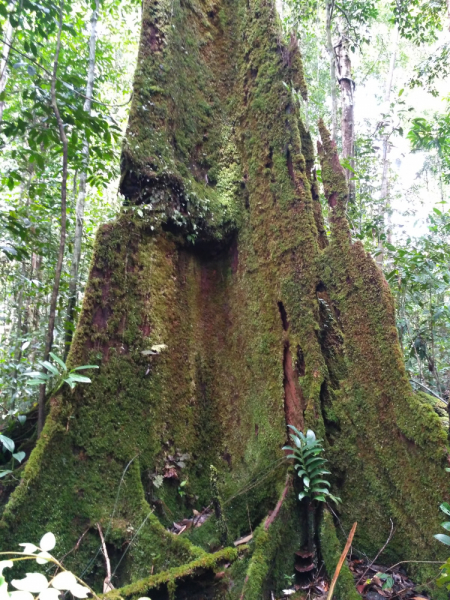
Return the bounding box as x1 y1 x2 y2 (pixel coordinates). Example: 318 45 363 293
283 426 340 504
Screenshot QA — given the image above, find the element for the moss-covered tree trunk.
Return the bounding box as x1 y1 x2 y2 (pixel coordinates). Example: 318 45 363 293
1 0 450 597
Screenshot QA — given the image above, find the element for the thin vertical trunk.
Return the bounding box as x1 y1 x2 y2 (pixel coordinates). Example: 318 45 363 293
335 16 355 202
447 0 450 30
64 0 100 359
325 1 337 141
0 15 14 123
38 0 68 437
377 26 399 267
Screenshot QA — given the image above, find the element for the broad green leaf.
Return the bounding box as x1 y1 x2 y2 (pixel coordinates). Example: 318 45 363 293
0 435 15 453
11 573 49 593
10 592 35 600
39 361 59 376
49 353 67 371
51 571 77 591
67 374 91 384
40 532 56 552
70 583 90 599
36 551 52 565
434 534 450 546
19 544 38 554
40 588 62 600
13 452 26 463
0 470 12 478
440 502 450 517
71 365 99 371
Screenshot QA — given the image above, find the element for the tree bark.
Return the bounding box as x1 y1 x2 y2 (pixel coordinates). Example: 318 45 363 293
64 0 100 359
335 16 355 203
0 13 14 123
377 26 399 267
2 0 449 598
37 0 68 437
325 1 337 141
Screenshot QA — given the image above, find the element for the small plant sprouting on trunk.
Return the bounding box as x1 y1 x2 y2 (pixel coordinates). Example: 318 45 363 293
283 426 340 569
283 426 341 505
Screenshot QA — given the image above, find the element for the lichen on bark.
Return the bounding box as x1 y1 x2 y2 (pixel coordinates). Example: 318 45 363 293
1 0 449 597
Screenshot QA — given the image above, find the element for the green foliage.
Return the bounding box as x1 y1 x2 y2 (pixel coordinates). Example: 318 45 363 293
0 531 93 599
0 433 26 478
283 426 340 504
26 352 98 392
435 502 450 590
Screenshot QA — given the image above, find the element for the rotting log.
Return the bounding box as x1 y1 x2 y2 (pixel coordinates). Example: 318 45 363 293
1 0 449 596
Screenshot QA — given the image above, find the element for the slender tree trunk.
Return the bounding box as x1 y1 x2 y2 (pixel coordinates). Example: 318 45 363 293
447 0 450 30
37 0 68 437
64 0 100 359
0 14 14 123
335 16 355 202
377 26 399 267
325 1 337 142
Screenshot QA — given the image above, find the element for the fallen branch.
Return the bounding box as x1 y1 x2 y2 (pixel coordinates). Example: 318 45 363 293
97 523 114 593
326 521 357 600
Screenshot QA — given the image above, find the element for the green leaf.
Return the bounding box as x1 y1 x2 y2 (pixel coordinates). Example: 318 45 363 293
441 522 450 532
0 470 12 478
440 502 450 517
39 361 60 376
67 374 92 384
0 435 15 453
435 534 450 546
71 365 99 371
49 353 67 371
13 451 26 463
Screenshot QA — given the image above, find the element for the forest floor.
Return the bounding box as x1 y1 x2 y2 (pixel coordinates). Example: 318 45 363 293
279 557 433 600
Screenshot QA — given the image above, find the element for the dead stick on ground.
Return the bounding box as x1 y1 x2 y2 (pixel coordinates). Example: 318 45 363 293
97 523 114 592
356 518 394 586
326 522 357 600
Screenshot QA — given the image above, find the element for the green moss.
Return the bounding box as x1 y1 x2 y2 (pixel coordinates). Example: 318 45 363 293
103 546 243 600
2 0 450 596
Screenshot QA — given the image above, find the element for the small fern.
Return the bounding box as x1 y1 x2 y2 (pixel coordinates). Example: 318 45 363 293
283 425 340 504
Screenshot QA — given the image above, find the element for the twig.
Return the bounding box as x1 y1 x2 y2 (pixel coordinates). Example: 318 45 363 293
385 559 445 573
326 522 357 600
97 523 114 593
265 475 290 530
356 518 395 585
410 378 447 404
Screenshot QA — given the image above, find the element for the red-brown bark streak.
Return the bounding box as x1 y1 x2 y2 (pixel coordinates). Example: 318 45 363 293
283 343 304 431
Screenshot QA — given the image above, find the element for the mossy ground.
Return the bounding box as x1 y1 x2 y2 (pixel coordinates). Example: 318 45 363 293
1 0 449 597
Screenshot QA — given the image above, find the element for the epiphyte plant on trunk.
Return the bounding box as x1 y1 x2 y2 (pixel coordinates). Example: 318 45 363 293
283 426 341 505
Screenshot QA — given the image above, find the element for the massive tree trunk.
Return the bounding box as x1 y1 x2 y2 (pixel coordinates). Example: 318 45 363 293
1 0 449 597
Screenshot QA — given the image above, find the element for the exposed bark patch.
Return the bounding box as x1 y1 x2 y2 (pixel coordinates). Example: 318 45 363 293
283 343 304 431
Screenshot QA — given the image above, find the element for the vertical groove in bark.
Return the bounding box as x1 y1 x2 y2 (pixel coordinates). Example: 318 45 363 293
65 0 100 358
